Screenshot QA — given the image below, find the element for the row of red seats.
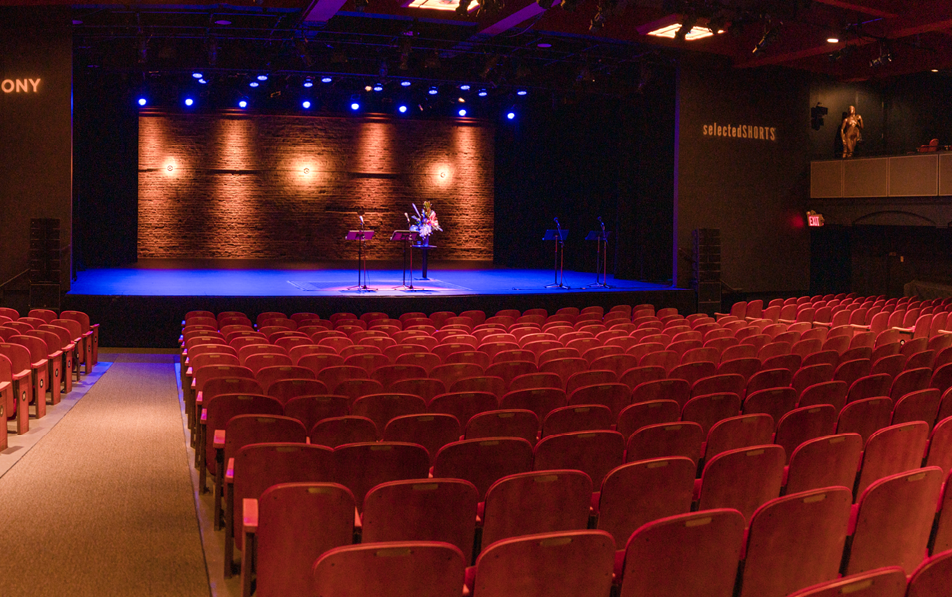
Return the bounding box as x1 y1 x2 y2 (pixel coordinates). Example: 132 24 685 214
0 307 98 446
180 304 952 592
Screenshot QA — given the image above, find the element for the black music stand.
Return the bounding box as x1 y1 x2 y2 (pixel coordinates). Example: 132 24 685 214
345 230 376 292
390 230 420 291
543 229 570 289
585 230 612 288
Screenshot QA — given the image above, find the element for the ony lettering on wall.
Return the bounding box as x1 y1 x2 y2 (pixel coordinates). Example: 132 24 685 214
1 78 42 93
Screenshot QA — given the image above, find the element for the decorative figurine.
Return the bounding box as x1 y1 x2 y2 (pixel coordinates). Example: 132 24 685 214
841 105 863 159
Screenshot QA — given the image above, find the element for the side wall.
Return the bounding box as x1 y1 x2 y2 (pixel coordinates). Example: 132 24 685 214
137 113 495 261
0 8 73 291
677 64 812 295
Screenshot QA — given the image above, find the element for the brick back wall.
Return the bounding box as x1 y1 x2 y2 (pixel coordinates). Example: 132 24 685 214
138 112 494 261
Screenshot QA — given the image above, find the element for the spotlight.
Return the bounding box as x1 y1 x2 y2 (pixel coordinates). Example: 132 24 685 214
238 100 248 108
506 112 515 120
478 89 488 97
373 84 383 92
429 87 438 95
199 79 207 85
398 105 408 113
185 98 194 107
302 100 311 109
137 97 147 106
458 109 467 117
192 72 203 79
401 80 411 87
752 26 780 55
321 76 333 83
365 86 373 92
257 74 269 81
304 78 314 88
458 98 466 103
249 81 259 88
517 90 527 96
460 84 471 90
351 102 360 111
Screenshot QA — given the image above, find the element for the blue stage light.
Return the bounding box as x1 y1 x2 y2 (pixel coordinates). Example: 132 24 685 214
517 90 527 96
192 72 203 79
302 100 311 109
507 112 515 120
321 76 333 83
401 80 411 87
429 87 438 95
238 100 247 108
185 98 194 107
199 79 207 85
460 84 471 90
257 74 268 81
478 89 488 97
351 102 360 111
373 84 383 92
303 78 314 88
137 97 147 106
398 105 408 113
458 109 467 117
249 81 259 88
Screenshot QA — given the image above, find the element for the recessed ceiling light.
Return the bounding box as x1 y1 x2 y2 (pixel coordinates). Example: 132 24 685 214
321 76 333 83
460 84 471 90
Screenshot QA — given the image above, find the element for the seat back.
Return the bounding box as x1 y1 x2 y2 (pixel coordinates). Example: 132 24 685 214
626 422 704 466
845 467 944 575
619 509 746 597
596 457 695 547
907 548 952 597
783 567 906 597
333 442 431 512
223 414 307 468
351 393 427 436
432 438 534 500
855 421 930 497
541 404 613 437
309 415 378 447
615 400 681 441
532 431 624 488
785 434 863 495
361 479 479 563
739 487 852 597
282 394 348 431
481 470 592 549
704 414 775 463
697 445 786 523
775 405 837 463
465 409 538 443
231 443 336 550
836 397 894 444
474 531 616 597
428 391 499 427
254 482 354 597
383 414 461 465
313 541 466 597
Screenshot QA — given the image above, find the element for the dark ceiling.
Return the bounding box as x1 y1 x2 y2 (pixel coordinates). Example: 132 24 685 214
58 0 952 100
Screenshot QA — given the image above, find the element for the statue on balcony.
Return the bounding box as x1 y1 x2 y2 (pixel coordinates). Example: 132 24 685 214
841 105 863 158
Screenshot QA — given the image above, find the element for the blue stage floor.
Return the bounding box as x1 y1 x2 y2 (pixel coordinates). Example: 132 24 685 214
69 264 675 297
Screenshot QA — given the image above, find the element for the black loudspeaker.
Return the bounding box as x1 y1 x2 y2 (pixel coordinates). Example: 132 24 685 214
30 218 61 309
692 228 721 315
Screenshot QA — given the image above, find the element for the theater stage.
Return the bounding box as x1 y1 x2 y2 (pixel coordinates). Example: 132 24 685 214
63 261 695 348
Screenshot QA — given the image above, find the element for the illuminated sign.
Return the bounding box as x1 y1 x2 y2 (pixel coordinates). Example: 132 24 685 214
1 78 42 93
807 211 825 227
702 122 777 142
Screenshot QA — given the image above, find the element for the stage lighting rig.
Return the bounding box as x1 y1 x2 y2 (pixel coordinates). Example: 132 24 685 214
752 25 780 55
869 44 892 69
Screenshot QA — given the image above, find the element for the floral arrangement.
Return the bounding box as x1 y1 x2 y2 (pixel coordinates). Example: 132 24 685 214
410 201 443 239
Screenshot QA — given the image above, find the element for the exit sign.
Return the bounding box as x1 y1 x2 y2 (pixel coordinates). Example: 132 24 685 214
808 214 824 227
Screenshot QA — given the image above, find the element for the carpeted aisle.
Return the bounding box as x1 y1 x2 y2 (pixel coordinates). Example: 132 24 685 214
0 353 209 597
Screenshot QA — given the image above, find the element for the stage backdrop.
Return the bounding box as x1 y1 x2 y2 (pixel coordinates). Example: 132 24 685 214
138 113 494 261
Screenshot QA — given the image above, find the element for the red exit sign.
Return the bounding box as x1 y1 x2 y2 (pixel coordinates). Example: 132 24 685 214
808 214 824 227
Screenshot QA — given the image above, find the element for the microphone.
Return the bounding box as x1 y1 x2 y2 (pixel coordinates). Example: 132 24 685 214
554 217 560 226
598 216 605 230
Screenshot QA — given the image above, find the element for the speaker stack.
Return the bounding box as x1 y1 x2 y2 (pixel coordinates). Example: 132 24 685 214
29 218 61 309
692 228 721 316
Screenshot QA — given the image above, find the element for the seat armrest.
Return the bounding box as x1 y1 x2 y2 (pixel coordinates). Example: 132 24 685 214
242 498 259 535
225 457 235 483
213 429 225 449
200 409 208 424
